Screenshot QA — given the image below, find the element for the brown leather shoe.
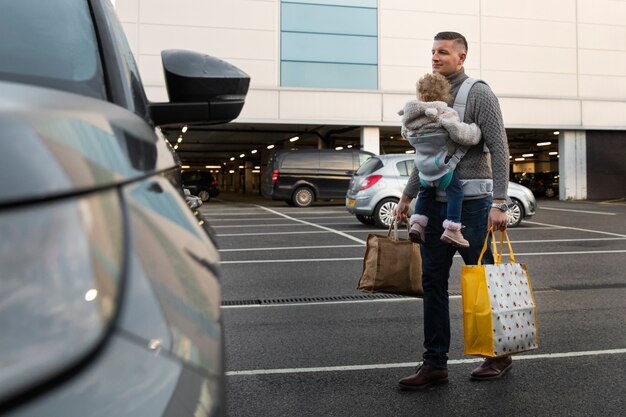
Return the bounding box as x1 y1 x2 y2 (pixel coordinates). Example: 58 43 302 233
398 363 448 390
470 356 513 380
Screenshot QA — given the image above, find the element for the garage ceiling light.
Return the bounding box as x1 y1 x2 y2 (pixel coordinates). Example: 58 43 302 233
515 157 525 161
239 153 245 158
289 136 300 142
205 165 220 169
335 146 344 150
549 152 558 155
177 136 183 143
405 150 415 154
181 165 190 169
267 144 275 149
230 157 235 161
553 131 560 135
251 149 258 154
522 153 534 157
537 142 551 146
181 126 188 133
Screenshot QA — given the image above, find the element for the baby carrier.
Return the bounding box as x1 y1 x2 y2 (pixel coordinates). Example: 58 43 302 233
407 78 492 195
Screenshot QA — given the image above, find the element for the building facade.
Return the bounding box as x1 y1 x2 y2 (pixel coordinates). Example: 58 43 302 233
115 0 626 200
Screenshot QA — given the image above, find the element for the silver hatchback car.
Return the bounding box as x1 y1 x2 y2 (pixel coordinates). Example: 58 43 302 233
345 154 537 228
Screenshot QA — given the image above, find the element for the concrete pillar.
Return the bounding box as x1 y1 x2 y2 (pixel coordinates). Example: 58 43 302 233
360 127 380 155
244 161 254 194
558 131 587 200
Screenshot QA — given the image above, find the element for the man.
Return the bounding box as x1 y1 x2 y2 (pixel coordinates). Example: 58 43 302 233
394 31 511 390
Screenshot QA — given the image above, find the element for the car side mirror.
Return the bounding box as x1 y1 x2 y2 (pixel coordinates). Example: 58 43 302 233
148 50 250 126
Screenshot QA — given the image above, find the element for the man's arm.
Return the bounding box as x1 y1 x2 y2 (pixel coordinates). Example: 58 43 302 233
466 83 510 229
393 167 420 222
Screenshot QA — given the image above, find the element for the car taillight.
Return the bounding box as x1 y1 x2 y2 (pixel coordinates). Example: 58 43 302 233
211 180 217 186
272 169 279 183
360 175 382 190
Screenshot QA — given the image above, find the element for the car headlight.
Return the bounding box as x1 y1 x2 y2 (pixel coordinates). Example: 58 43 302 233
0 190 124 404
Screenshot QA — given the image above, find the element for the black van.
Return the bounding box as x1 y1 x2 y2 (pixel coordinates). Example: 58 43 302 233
261 149 374 207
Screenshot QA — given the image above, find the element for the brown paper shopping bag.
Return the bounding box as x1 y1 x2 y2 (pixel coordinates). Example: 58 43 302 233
357 220 423 297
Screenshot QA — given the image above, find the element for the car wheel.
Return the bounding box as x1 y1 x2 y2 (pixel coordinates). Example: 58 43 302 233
507 198 524 228
373 198 398 228
292 187 314 207
356 214 375 226
197 189 210 202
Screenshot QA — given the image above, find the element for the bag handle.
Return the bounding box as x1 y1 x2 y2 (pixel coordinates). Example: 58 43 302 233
387 218 411 241
477 228 516 265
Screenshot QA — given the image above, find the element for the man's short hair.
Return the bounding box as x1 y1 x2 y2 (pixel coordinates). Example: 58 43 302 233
434 31 468 53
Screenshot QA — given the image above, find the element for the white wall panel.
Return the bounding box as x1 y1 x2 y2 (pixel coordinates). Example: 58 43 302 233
279 91 381 121
139 24 276 61
481 44 577 74
115 0 138 21
382 93 415 122
379 38 432 67
577 0 626 26
481 0 576 21
482 17 576 48
582 101 626 127
380 0 479 15
579 50 626 77
579 75 626 100
380 10 479 40
380 66 430 92
237 90 280 120
137 55 164 87
144 86 168 102
138 0 276 31
578 24 626 51
482 71 578 97
499 98 581 127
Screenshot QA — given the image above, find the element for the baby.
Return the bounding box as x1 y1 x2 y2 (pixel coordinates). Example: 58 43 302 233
398 73 481 247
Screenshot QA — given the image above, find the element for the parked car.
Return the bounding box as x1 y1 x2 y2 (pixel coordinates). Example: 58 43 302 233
346 154 536 228
512 171 559 198
0 1 248 416
261 149 374 207
182 171 220 202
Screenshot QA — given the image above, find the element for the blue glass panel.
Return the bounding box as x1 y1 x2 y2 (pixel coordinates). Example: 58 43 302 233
283 0 377 8
281 3 377 36
282 32 377 64
281 61 377 90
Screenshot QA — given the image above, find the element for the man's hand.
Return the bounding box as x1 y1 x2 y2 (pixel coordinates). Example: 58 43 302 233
394 194 412 223
488 199 508 231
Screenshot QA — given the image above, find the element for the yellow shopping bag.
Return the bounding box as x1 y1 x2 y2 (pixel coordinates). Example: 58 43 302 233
461 228 539 357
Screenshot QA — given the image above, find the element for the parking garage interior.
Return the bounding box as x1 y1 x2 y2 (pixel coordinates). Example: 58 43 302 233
164 124 561 199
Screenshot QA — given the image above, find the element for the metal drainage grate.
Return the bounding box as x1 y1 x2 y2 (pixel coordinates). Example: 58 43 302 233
221 287 564 307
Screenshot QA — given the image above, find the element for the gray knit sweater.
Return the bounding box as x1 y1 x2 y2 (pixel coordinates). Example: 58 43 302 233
403 68 510 200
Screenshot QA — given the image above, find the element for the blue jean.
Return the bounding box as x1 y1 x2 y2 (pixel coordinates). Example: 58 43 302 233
420 196 494 369
415 171 463 223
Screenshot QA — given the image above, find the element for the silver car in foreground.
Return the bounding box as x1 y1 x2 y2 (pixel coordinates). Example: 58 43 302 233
346 154 537 228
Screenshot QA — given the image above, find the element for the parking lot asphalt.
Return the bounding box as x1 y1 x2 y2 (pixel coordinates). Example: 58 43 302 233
204 193 626 417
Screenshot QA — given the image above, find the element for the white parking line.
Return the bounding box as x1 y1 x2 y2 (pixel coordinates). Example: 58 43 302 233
225 348 626 376
539 207 616 215
213 223 312 228
525 221 626 238
216 228 570 236
255 206 366 244
218 237 626 253
220 249 626 264
220 244 364 252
